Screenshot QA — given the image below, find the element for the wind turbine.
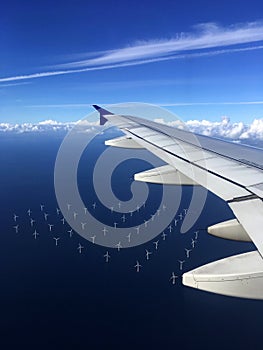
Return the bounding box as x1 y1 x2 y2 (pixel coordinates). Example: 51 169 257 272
102 227 108 236
127 232 132 243
178 260 185 271
77 243 84 254
116 242 122 251
33 230 39 239
68 229 73 238
104 251 110 263
53 237 60 246
170 272 178 285
81 222 86 230
185 248 192 258
145 250 152 260
13 225 19 233
191 239 196 248
161 232 167 241
134 261 142 272
153 240 159 250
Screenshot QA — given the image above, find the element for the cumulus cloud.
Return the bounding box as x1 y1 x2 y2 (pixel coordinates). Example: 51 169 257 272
1 116 263 148
187 117 263 142
154 116 263 145
239 119 263 140
0 119 100 133
1 22 263 82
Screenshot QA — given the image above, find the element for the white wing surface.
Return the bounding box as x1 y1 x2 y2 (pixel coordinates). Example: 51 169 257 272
94 105 263 299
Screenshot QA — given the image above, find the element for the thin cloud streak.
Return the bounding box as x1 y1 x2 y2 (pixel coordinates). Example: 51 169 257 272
1 22 263 82
160 101 263 106
56 22 263 68
0 82 31 87
27 104 92 108
26 100 263 109
1 45 263 83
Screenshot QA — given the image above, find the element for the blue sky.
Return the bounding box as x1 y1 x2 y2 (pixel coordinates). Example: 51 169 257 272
1 0 263 123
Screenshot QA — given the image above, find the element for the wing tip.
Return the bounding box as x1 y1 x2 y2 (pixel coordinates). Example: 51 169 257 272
92 105 113 125
92 104 101 111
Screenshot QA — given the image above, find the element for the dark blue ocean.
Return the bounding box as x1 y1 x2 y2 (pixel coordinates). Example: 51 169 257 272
1 129 262 350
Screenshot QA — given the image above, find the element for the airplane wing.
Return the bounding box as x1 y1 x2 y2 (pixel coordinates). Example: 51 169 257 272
93 105 263 299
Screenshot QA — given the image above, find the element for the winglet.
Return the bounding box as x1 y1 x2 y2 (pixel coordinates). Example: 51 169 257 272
93 105 113 125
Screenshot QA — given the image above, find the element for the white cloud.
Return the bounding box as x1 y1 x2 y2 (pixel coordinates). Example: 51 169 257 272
153 116 263 144
58 22 263 68
0 119 101 133
0 82 31 87
160 100 263 106
2 116 263 149
38 119 62 125
186 117 263 142
239 118 263 140
1 22 263 82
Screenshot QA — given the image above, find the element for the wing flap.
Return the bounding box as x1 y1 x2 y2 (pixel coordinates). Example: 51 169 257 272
195 157 263 188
